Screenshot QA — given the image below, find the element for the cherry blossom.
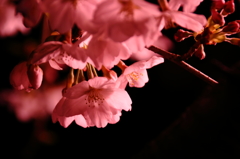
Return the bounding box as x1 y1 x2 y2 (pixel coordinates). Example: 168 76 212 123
42 0 101 34
92 0 160 51
29 39 88 70
86 32 131 70
52 77 132 128
117 54 164 89
16 0 44 27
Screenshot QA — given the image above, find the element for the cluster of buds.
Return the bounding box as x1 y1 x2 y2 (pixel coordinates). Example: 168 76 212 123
10 62 43 92
174 0 240 60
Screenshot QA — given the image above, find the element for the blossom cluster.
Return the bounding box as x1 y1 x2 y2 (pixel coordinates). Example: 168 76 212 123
4 0 240 128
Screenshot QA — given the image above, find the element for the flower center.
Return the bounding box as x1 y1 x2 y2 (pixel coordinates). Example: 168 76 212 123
62 0 78 7
118 0 139 18
85 89 104 108
126 71 143 86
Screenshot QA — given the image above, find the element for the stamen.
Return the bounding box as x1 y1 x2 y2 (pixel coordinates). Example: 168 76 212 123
118 0 139 17
126 71 143 86
85 89 105 108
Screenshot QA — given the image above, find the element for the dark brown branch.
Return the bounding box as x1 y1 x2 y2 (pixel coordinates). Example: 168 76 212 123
147 45 218 86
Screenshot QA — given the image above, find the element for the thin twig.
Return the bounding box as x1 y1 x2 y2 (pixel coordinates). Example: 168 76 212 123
147 45 218 86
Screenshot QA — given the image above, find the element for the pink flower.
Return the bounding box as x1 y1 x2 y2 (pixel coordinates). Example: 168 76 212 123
0 83 64 122
42 0 100 34
30 40 88 70
0 0 29 37
117 54 164 89
86 32 131 70
92 0 160 51
52 77 132 128
16 0 44 27
168 0 203 12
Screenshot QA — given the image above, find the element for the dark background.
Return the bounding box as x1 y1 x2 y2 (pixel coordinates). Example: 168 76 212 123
0 0 240 158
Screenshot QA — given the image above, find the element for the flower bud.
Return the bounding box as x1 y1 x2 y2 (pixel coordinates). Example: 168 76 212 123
211 0 225 11
222 21 240 34
27 64 43 89
174 29 193 42
9 61 32 92
199 28 212 44
223 0 235 16
226 38 240 46
211 9 225 26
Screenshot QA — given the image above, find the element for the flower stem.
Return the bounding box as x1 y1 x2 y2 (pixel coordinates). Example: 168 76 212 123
66 68 74 88
147 45 218 86
73 69 80 85
90 64 98 77
41 14 51 43
181 42 201 60
158 0 170 11
64 30 72 44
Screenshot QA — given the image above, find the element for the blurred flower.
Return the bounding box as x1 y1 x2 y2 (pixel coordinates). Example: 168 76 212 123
42 0 101 34
0 83 64 122
0 0 29 37
92 0 160 51
16 0 44 27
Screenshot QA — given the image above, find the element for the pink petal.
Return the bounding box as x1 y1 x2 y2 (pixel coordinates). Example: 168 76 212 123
48 60 64 70
170 11 207 32
102 89 132 111
88 77 110 89
30 41 63 65
64 81 89 99
61 95 89 117
58 116 74 128
44 0 75 34
108 20 136 42
74 115 88 128
144 55 164 69
108 111 121 124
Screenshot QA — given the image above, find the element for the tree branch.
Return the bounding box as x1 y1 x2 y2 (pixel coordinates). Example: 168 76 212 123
147 45 219 86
